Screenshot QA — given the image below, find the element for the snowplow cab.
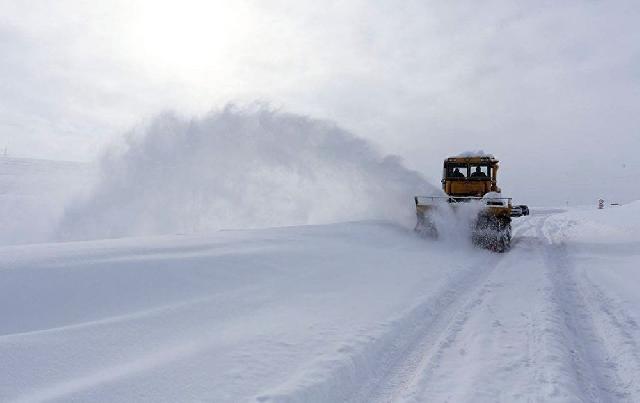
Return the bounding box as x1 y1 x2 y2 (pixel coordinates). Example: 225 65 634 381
442 156 501 198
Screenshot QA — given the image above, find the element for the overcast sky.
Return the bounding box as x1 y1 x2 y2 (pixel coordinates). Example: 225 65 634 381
1 0 639 205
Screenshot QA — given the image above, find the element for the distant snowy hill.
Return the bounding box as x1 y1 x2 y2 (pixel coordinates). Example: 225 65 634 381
0 157 91 245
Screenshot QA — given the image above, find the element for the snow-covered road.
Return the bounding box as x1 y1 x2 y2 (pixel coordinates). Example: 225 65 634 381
358 209 640 402
2 204 639 402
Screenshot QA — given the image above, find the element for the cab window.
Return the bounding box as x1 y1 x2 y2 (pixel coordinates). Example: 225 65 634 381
469 165 490 179
446 164 467 178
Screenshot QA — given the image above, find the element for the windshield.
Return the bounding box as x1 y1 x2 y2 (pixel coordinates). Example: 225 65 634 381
446 164 468 179
469 165 490 179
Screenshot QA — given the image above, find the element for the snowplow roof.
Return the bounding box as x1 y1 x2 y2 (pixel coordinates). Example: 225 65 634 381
445 156 499 164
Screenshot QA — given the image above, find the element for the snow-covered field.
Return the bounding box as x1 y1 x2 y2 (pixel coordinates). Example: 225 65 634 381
1 158 639 402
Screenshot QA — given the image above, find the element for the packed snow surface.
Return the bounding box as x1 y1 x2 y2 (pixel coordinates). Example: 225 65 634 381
2 202 640 402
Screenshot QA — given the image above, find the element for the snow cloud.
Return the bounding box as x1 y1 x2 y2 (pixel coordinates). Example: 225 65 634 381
57 106 434 240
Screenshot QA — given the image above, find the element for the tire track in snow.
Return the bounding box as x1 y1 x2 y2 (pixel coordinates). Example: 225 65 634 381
393 268 503 403
347 251 505 403
537 214 632 401
258 211 639 402
577 274 640 399
393 216 546 402
360 211 637 402
542 211 640 401
319 216 541 402
256 248 505 403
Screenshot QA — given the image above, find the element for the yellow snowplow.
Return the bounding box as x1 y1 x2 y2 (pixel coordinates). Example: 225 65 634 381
415 155 528 252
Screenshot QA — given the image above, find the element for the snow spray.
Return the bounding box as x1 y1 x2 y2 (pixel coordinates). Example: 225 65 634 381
58 105 436 240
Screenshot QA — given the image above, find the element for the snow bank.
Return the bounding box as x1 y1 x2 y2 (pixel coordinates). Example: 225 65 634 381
57 106 435 241
547 201 640 244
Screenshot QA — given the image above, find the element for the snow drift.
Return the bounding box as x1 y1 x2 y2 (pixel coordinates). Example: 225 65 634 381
58 106 435 240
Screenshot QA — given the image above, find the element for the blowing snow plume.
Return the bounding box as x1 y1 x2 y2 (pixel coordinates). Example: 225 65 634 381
58 106 436 240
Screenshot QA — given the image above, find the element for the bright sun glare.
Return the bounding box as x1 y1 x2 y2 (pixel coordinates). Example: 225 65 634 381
129 0 250 77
